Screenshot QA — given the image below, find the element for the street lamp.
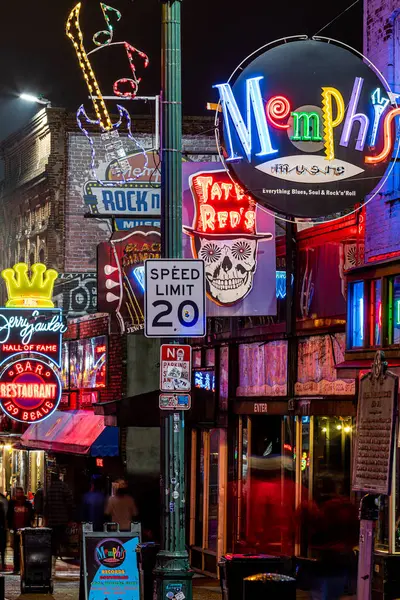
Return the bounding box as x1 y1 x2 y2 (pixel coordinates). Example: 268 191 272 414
20 93 51 107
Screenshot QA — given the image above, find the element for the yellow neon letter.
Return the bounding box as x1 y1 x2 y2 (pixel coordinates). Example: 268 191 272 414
66 3 112 131
321 87 345 160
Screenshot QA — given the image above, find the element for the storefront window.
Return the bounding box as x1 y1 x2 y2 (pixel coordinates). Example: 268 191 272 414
349 282 364 348
370 279 382 346
247 416 295 554
208 430 219 551
60 342 69 388
313 416 353 503
205 349 215 367
239 419 249 542
301 417 310 493
195 434 204 547
193 350 202 368
391 275 400 344
376 495 390 551
69 336 107 389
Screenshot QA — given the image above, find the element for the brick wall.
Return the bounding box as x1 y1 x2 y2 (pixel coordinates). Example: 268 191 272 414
64 314 126 404
364 1 400 262
0 110 216 279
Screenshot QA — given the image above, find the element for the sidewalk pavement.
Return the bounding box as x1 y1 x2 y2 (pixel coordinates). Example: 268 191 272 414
0 551 314 600
1 571 314 600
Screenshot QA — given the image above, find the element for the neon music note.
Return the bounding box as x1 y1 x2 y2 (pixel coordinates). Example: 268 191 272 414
93 3 122 47
66 2 112 130
113 42 149 99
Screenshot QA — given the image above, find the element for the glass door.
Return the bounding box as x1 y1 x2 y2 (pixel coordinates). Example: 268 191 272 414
236 415 296 555
189 428 226 577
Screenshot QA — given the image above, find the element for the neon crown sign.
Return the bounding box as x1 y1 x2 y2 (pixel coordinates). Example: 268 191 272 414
1 263 58 308
214 38 399 219
0 263 64 424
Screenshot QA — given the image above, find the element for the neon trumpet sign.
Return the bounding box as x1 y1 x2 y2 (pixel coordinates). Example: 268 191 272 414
214 39 399 219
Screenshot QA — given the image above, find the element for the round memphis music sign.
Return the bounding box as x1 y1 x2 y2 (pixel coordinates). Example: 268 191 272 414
0 358 61 423
215 38 399 219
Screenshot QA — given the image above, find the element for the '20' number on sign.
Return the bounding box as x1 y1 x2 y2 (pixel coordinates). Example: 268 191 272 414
152 300 199 329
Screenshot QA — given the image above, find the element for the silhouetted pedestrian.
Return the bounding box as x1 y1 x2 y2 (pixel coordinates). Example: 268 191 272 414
44 472 73 576
105 480 138 531
82 476 106 532
7 487 33 574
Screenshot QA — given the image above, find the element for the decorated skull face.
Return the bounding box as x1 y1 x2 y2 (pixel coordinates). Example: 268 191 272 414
197 237 258 305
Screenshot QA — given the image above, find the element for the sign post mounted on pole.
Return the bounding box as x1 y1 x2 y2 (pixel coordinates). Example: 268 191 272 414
352 351 398 600
154 1 196 599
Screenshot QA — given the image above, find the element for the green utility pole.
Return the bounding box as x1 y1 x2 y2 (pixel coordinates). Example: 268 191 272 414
154 1 193 599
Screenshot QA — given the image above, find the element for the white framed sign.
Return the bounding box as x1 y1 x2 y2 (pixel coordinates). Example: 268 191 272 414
144 259 205 338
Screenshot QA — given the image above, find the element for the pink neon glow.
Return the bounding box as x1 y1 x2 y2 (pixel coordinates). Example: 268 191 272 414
113 42 149 99
365 107 400 164
266 96 291 129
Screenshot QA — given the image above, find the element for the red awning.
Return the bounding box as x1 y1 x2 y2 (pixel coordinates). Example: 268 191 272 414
21 410 106 455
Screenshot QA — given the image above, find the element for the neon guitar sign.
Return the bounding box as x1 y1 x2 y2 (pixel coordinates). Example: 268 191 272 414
66 2 149 185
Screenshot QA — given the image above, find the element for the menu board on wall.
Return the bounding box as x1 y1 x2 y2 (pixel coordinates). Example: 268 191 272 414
352 356 398 495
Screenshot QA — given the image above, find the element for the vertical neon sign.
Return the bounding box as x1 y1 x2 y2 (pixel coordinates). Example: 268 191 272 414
214 77 277 161
339 77 369 151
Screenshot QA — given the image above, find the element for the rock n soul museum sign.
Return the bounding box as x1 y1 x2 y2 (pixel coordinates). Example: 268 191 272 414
214 38 399 218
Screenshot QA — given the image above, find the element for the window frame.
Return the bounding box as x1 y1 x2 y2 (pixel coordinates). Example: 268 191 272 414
347 281 365 349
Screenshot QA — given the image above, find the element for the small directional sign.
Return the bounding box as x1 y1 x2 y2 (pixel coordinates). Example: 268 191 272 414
159 394 191 411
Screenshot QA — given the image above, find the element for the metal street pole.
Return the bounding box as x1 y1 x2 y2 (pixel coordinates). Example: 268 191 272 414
155 1 193 599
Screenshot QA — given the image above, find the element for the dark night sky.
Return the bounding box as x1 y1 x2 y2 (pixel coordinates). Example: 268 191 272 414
0 0 362 141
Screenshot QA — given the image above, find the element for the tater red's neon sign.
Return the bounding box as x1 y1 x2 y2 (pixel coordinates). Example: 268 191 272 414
190 175 256 236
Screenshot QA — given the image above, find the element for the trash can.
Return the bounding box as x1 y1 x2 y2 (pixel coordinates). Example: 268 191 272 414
243 573 296 600
136 542 160 600
218 554 292 600
19 527 53 594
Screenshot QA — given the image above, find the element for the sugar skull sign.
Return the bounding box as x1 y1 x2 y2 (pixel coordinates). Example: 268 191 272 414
183 165 276 317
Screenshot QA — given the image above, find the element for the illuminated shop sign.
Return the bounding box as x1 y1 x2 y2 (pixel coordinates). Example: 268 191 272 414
84 150 161 223
183 164 277 317
214 39 398 218
0 309 66 367
194 370 215 392
98 226 161 333
0 358 62 423
1 262 58 308
0 263 66 423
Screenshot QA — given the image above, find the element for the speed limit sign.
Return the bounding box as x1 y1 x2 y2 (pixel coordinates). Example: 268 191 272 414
144 259 206 338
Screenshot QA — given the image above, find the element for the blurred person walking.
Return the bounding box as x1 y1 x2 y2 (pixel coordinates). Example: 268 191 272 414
105 479 138 531
7 487 33 574
44 472 73 576
82 476 106 532
300 478 359 600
